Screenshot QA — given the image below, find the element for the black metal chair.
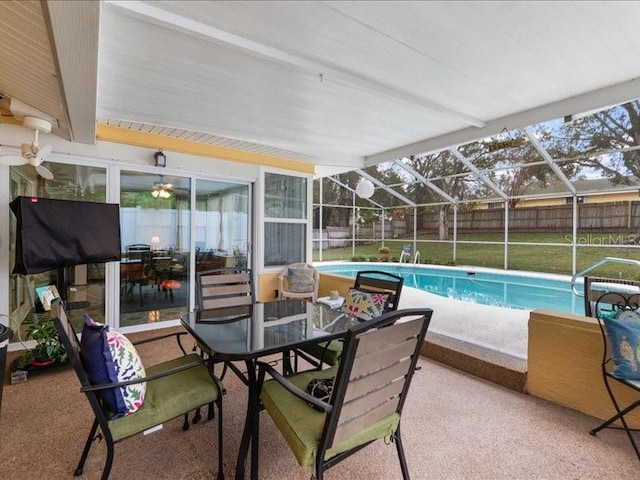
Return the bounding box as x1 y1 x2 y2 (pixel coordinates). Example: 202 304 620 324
196 267 254 314
195 267 255 380
354 270 404 311
585 276 640 460
299 270 405 369
51 300 224 480
258 308 433 480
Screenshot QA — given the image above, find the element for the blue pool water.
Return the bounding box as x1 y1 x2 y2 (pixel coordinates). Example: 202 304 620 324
315 262 585 315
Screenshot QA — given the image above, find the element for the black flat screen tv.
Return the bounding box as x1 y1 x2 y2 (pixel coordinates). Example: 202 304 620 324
10 196 121 275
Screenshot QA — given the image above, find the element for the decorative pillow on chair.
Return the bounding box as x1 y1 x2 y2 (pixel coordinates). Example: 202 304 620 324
602 309 640 380
80 314 146 418
341 288 390 321
287 264 315 293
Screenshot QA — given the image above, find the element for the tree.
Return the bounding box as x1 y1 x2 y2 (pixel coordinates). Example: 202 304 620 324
554 100 640 183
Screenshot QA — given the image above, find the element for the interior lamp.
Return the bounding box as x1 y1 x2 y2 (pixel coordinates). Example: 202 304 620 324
355 178 375 199
154 150 166 168
150 236 160 250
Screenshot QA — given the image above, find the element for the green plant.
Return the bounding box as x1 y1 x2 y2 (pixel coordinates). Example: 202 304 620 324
378 246 390 255
24 319 67 364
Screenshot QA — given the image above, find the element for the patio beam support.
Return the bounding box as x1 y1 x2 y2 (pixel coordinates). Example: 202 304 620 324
524 127 576 195
354 169 416 207
448 148 508 201
327 176 384 208
394 160 457 205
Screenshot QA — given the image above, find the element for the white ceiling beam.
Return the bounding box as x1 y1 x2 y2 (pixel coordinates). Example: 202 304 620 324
448 149 508 201
105 0 485 128
355 169 416 207
366 76 640 165
45 1 100 144
393 161 457 204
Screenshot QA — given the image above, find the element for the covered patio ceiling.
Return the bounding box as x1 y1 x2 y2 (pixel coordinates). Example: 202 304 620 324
1 1 640 178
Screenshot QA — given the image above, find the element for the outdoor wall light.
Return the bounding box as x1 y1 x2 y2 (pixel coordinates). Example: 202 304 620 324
154 150 166 168
355 178 375 199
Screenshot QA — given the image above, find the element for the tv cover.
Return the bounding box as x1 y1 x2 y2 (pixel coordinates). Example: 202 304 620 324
10 196 121 275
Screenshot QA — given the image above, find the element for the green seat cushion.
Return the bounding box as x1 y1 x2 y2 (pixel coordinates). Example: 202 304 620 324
108 354 221 441
261 366 400 468
300 340 343 366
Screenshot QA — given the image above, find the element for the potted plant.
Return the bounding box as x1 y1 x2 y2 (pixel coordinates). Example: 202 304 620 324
15 318 67 369
378 246 391 261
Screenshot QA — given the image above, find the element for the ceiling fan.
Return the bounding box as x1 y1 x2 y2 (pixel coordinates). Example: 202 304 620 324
151 176 173 198
0 116 55 179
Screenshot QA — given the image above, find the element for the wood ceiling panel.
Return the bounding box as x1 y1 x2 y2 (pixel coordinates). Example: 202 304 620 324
0 0 66 128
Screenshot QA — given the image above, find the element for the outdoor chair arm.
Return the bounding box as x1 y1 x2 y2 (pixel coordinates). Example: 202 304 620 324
132 330 189 355
81 357 215 393
257 361 333 413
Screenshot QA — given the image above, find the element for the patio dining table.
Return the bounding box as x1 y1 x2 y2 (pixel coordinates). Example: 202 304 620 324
181 300 361 480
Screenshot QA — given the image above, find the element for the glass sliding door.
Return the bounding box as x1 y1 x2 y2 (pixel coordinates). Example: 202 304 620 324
119 171 191 326
195 179 250 272
8 163 107 341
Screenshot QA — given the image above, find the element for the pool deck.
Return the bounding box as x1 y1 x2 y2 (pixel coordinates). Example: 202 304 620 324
398 286 530 389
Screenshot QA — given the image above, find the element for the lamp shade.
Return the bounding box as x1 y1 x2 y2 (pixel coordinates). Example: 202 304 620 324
355 178 375 199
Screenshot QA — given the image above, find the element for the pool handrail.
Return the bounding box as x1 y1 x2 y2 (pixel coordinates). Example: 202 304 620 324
398 249 421 264
570 257 640 296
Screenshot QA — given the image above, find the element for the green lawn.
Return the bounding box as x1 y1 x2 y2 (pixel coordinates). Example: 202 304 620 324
313 232 640 279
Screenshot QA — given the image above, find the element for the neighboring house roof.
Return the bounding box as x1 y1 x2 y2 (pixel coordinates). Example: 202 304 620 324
522 177 640 197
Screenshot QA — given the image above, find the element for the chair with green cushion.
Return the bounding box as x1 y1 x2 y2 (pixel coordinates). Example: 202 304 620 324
299 270 404 369
258 308 432 480
51 300 225 480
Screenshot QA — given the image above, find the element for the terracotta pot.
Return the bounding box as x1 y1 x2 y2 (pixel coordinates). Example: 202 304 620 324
28 358 55 368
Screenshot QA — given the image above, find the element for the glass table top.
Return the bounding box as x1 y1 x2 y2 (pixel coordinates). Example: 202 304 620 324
181 300 361 359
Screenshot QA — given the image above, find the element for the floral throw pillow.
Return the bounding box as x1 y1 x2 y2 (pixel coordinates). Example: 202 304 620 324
81 314 146 418
341 288 390 321
602 309 640 380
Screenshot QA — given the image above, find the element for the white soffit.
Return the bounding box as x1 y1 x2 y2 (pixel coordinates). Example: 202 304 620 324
0 0 69 138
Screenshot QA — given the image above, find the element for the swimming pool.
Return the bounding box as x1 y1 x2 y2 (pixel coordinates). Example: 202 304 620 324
315 262 585 315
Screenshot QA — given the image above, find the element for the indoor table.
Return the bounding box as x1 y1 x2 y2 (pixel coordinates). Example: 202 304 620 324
181 300 361 480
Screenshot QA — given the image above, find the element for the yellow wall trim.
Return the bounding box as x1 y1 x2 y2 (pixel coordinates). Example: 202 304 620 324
96 124 315 174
